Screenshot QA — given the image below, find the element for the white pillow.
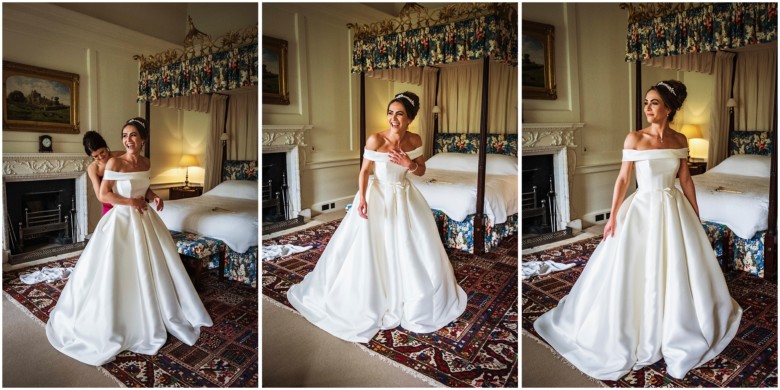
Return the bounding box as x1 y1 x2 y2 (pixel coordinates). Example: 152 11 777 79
204 180 258 200
425 152 518 175
708 154 771 178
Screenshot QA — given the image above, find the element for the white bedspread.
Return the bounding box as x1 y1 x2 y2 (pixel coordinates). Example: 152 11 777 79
408 169 518 224
676 172 769 239
159 194 258 253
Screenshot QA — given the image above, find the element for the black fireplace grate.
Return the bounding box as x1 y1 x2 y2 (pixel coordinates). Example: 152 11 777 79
522 227 574 248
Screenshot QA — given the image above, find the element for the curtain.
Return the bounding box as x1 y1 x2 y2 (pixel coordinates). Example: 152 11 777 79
708 51 736 170
734 46 777 132
642 52 715 74
204 94 228 191
367 67 423 85
152 94 211 112
438 60 517 134
420 67 439 158
226 88 259 160
625 3 777 62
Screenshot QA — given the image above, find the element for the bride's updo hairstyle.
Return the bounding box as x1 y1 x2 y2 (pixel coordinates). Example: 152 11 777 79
388 91 421 120
648 80 688 122
123 117 149 140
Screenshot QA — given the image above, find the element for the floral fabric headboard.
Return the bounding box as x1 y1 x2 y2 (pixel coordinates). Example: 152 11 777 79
434 134 518 157
222 160 258 181
729 131 772 156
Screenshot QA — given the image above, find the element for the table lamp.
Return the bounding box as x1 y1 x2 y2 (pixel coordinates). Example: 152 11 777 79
179 154 199 189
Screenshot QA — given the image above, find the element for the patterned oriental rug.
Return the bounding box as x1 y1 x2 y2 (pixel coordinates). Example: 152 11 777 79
3 259 258 387
262 219 519 387
522 236 778 388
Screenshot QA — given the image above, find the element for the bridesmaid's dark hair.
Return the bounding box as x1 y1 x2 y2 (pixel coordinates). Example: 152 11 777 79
388 91 421 120
82 131 109 155
123 117 148 140
648 80 688 122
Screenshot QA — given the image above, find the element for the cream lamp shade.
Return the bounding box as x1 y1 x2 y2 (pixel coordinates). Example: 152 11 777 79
680 124 703 139
689 138 709 160
432 105 440 114
219 133 229 141
179 155 199 188
726 98 737 108
179 154 199 167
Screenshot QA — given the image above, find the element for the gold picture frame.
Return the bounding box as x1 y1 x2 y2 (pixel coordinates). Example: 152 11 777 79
3 61 80 133
522 20 557 100
262 36 290 105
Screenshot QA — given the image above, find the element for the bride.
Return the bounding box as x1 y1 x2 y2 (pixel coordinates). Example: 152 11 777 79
287 92 467 343
46 117 213 366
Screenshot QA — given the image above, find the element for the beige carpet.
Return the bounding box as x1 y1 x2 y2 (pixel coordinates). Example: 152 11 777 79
3 296 119 387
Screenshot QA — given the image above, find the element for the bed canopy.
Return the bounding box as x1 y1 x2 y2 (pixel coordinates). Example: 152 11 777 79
621 2 778 280
348 3 517 254
133 17 258 190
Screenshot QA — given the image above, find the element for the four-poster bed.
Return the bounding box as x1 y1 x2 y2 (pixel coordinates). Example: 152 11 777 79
348 3 518 254
622 2 778 280
134 19 260 287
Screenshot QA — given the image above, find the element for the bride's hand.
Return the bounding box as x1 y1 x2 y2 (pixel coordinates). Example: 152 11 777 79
603 218 616 239
357 198 368 219
388 149 411 168
130 196 148 214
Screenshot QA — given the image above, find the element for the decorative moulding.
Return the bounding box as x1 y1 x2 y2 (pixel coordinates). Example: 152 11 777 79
522 122 584 148
262 125 312 151
3 153 92 180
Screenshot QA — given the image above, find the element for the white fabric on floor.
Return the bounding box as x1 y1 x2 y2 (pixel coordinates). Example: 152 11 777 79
20 267 75 284
262 244 312 261
522 261 576 280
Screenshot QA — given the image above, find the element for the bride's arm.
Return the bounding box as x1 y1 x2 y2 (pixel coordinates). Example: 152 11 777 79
99 158 147 212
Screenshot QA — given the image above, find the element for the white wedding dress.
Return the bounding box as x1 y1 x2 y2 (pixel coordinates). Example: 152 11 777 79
534 148 743 380
287 147 468 343
46 170 213 366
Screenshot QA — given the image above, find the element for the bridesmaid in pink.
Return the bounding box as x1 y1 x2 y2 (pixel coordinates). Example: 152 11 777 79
83 131 123 215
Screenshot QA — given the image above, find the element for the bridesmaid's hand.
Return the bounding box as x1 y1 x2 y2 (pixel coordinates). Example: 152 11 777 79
153 196 164 211
388 149 412 168
357 198 368 219
603 218 616 239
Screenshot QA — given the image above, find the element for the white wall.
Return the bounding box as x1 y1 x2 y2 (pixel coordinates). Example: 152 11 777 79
262 3 391 214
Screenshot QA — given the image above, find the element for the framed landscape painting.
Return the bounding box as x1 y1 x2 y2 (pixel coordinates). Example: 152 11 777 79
3 61 80 133
522 21 557 100
262 36 290 105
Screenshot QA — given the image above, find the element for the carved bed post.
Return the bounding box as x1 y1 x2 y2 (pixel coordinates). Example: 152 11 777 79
359 71 366 168
144 100 151 158
767 83 777 282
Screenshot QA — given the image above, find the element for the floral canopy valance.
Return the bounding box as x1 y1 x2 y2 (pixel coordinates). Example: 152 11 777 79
624 2 777 62
348 3 517 73
135 20 258 102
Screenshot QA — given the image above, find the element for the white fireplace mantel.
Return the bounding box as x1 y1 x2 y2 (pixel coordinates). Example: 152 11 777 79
522 122 584 148
261 125 312 219
3 153 93 264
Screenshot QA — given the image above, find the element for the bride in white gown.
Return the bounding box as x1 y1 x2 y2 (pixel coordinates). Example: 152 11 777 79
287 92 467 343
46 118 213 366
534 80 742 380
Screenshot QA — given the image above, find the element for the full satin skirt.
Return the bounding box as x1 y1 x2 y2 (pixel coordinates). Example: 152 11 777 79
46 205 213 366
534 188 742 380
287 179 468 343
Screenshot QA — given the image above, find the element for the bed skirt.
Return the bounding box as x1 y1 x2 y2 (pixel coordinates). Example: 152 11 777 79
703 222 766 277
432 210 518 254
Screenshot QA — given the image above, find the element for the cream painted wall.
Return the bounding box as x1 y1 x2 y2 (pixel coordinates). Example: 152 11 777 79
523 3 714 224
262 3 392 214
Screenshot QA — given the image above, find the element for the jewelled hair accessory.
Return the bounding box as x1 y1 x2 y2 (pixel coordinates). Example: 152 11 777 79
395 94 415 107
127 119 145 129
657 82 676 96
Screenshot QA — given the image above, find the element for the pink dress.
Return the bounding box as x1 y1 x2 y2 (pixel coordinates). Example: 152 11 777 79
98 174 114 215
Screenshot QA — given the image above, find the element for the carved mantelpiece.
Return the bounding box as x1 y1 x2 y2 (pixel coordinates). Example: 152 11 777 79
3 153 92 180
261 125 312 219
522 122 584 148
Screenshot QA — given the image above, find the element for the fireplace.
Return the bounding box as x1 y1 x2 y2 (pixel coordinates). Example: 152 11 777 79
522 122 584 247
261 125 312 234
3 153 92 265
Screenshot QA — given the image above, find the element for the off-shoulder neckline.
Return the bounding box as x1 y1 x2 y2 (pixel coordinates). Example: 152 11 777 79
623 147 688 151
365 146 423 154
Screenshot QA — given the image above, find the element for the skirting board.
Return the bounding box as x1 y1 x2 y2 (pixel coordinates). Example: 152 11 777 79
311 196 353 215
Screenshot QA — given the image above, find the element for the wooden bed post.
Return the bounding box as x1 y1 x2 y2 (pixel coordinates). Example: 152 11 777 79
635 61 642 131
433 67 440 153
222 96 230 172
359 71 366 168
766 82 778 282
475 57 490 255
144 100 151 158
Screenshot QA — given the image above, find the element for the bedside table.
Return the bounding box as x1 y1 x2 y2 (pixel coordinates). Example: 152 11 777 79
169 186 203 200
687 161 707 176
